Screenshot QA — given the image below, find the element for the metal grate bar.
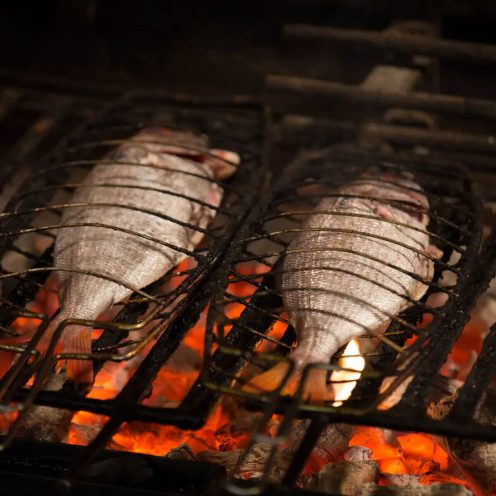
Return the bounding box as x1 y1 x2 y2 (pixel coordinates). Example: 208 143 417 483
267 74 496 120
284 24 496 64
448 326 496 421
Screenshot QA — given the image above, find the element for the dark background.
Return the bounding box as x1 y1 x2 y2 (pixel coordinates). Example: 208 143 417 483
0 0 495 101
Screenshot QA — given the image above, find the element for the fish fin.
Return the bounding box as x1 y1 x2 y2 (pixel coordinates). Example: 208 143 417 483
374 204 395 220
242 364 332 402
426 244 443 260
414 244 443 298
206 149 239 180
62 327 94 385
36 314 65 358
242 362 294 395
300 368 333 402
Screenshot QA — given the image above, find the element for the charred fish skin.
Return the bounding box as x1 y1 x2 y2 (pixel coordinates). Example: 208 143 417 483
47 128 236 384
245 174 440 400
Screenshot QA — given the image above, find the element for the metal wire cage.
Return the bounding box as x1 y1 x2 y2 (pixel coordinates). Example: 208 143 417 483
0 92 267 449
196 146 492 429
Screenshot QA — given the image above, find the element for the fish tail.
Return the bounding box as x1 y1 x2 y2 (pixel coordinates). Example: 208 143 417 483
243 362 293 395
62 327 93 385
34 314 66 358
300 368 330 402
243 363 332 402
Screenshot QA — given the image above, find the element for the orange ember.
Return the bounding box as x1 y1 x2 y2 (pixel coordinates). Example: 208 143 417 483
448 319 483 367
256 314 288 354
222 262 267 335
346 427 467 487
0 260 483 492
350 427 403 463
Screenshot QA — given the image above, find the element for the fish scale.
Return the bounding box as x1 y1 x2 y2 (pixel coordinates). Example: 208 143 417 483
43 128 231 384
284 196 429 368
245 175 438 400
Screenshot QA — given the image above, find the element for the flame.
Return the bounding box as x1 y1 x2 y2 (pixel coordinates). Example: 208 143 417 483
330 338 366 406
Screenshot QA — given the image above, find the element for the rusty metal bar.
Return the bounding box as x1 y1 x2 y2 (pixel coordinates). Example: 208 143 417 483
267 74 496 120
279 114 496 155
284 23 496 64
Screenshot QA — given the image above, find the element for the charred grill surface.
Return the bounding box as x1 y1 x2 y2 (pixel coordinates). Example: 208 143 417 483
0 93 267 481
1 4 496 495
202 146 494 441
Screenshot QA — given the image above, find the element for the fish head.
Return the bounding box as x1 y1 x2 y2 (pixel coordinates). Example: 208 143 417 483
382 173 430 226
204 149 240 180
131 127 239 180
349 170 430 226
130 127 209 154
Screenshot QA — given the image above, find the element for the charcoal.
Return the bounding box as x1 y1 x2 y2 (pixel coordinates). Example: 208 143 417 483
81 455 154 484
197 443 294 483
306 461 378 495
16 374 73 442
344 446 373 463
196 449 243 475
304 422 353 462
69 421 101 445
382 374 459 410
382 473 420 486
429 387 496 495
166 344 201 372
359 482 472 495
165 443 197 461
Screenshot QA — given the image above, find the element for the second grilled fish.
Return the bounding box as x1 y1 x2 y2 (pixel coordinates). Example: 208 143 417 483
245 172 441 400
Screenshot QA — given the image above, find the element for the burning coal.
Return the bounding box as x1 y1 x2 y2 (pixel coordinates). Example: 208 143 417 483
0 254 488 494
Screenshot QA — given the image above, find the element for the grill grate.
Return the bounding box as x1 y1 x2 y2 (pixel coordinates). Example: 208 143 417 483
0 6 496 495
0 92 267 482
198 147 490 424
213 148 496 494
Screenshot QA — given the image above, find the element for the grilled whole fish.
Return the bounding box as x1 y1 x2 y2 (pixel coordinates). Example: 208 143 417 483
245 173 441 400
44 127 238 384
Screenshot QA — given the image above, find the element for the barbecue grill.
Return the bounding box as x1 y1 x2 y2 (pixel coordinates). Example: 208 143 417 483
1 2 496 495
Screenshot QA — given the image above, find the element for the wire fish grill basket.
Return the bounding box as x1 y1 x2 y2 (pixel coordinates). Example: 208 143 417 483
0 92 268 450
195 146 496 437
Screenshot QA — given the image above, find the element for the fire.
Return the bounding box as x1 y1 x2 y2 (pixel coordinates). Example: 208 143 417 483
330 338 366 406
348 427 465 486
0 260 483 492
255 315 288 354
68 319 238 454
69 261 266 455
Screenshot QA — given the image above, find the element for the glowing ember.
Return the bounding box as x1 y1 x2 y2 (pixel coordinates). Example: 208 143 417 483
67 261 272 455
256 314 288 354
0 260 481 492
330 338 366 406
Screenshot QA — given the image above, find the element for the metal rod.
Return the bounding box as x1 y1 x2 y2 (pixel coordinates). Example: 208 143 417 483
281 414 328 486
280 114 496 155
448 326 496 421
284 23 496 64
267 74 496 120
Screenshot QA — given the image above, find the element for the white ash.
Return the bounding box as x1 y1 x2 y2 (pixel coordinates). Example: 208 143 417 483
306 461 378 495
382 473 420 486
165 443 197 461
344 446 373 463
359 482 472 495
196 443 295 483
16 373 73 442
